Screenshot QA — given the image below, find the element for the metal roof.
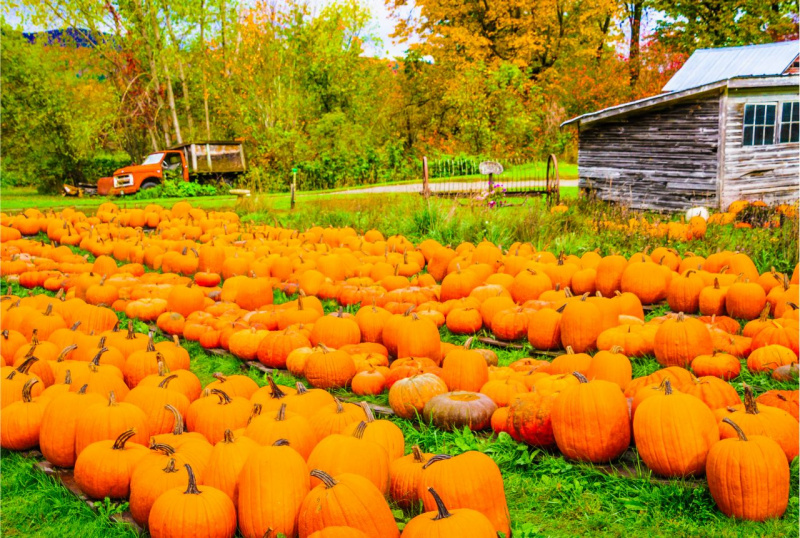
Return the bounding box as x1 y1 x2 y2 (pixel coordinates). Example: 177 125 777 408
662 40 799 92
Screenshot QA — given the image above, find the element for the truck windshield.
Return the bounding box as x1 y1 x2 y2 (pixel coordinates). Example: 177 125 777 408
141 153 165 165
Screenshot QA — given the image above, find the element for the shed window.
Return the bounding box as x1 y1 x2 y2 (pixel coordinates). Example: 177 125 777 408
742 103 776 146
779 101 799 143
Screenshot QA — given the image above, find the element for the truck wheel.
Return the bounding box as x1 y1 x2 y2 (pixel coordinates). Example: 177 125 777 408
140 180 159 190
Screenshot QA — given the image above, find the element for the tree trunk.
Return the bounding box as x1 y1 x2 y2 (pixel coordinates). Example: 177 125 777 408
163 65 183 144
161 1 194 139
200 0 212 139
628 1 643 86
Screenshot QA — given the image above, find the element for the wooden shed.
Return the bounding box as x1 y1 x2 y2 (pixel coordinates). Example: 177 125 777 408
562 41 800 211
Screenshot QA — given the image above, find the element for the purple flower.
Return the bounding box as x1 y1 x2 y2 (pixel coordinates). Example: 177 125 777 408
488 200 496 208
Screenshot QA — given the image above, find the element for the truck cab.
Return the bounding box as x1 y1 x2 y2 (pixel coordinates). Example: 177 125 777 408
97 150 188 196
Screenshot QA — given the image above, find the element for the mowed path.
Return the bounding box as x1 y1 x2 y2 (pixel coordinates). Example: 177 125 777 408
330 179 579 196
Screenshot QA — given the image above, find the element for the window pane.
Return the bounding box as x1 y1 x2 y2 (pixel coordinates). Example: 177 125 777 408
782 102 793 121
755 126 765 145
764 125 775 144
791 124 799 143
744 105 755 124
781 123 790 142
793 102 799 122
755 105 765 124
765 104 775 125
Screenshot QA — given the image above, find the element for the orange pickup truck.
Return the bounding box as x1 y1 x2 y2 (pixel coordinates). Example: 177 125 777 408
73 141 246 196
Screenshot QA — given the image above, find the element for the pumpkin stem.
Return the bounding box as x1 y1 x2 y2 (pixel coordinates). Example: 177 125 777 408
358 401 375 423
21 378 39 402
158 374 178 389
267 374 287 400
262 529 274 538
556 303 567 313
295 382 309 394
146 332 156 352
310 469 338 489
463 336 474 350
572 372 588 384
91 348 108 367
112 428 137 450
77 384 89 394
411 445 425 463
422 454 453 470
743 386 758 415
722 418 748 442
275 403 287 421
272 439 290 446
15 356 39 374
212 372 227 383
164 404 186 435
63 370 72 385
248 403 263 424
352 421 368 439
333 397 344 413
429 487 453 520
210 388 233 405
223 429 235 444
57 344 78 362
565 346 574 355
183 464 201 495
126 321 136 340
150 441 176 455
162 458 179 473
664 379 673 396
609 346 624 354
70 321 81 331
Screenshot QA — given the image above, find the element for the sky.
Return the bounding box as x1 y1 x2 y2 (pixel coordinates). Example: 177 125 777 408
2 0 421 59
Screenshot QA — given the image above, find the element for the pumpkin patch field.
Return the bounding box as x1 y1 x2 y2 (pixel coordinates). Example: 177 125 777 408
1 196 798 538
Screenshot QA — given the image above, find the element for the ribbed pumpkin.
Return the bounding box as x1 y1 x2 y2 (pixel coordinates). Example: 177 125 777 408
355 303 392 343
341 402 404 461
389 445 433 509
725 280 767 320
756 390 799 420
308 398 366 442
124 374 191 435
679 375 741 410
397 314 442 364
238 440 311 538
667 270 705 314
1 379 47 450
309 308 361 349
653 313 714 367
716 386 799 462
204 372 259 399
707 418 789 521
423 391 497 431
204 429 260 506
39 384 105 467
244 403 316 459
402 487 496 538
551 373 630 462
690 352 741 380
586 346 632 390
74 390 150 456
506 390 559 447
527 305 564 350
74 429 149 499
304 345 356 389
129 457 192 526
560 295 602 352
747 344 797 373
185 389 252 444
418 452 510 538
440 345 488 393
299 470 399 538
633 380 720 477
479 377 528 407
546 346 592 376
256 329 310 369
306 422 391 493
148 464 237 538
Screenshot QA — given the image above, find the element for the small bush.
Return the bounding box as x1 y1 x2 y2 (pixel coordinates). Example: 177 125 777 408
131 180 222 200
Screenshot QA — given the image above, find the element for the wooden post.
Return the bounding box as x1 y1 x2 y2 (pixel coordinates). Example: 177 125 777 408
488 173 493 191
422 156 430 198
291 167 297 210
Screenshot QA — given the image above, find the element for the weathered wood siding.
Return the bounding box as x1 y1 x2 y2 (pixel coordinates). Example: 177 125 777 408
577 95 721 211
720 86 800 208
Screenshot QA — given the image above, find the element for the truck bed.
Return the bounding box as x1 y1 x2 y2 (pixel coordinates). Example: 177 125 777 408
171 141 246 174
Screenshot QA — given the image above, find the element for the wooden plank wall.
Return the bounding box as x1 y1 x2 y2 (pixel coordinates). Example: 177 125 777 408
720 86 800 208
577 95 721 211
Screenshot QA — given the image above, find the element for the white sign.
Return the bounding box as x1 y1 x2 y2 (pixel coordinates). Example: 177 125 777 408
479 161 504 175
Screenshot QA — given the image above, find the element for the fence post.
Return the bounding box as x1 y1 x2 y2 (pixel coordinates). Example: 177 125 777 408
422 156 430 198
546 154 560 205
291 167 297 209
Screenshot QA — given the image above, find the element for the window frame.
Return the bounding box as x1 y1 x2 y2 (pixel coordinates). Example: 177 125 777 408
742 102 777 147
778 101 800 144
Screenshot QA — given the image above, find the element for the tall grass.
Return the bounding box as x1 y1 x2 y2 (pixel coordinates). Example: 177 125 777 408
240 193 798 273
